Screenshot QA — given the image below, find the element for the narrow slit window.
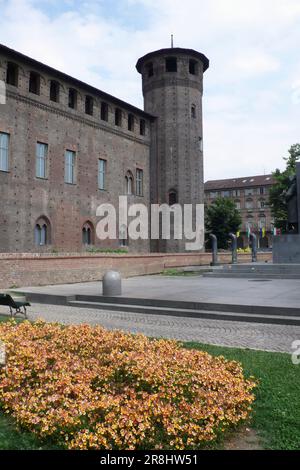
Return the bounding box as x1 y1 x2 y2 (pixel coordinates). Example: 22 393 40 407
115 108 122 127
85 95 94 116
140 119 146 136
6 62 18 86
68 88 77 109
189 59 198 75
29 72 40 95
101 102 109 121
128 114 134 132
50 80 59 102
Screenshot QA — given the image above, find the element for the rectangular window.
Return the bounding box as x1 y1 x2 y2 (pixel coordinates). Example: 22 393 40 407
115 108 122 126
68 88 77 109
65 150 76 184
6 62 18 86
260 187 266 195
221 190 230 197
245 188 253 196
85 95 94 115
128 114 134 131
29 72 40 95
136 169 143 196
232 189 241 197
101 102 109 121
166 57 177 72
140 119 146 136
0 132 9 171
98 159 106 190
36 142 48 178
50 80 59 102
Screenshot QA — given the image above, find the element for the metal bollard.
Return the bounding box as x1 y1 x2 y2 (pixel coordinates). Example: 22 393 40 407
209 234 219 266
229 233 238 264
249 233 257 263
102 271 122 296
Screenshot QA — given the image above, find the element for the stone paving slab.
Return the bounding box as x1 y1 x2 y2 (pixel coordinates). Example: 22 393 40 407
1 303 299 354
14 275 300 308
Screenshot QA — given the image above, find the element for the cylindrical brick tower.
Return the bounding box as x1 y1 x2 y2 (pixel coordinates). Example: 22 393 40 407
136 47 209 252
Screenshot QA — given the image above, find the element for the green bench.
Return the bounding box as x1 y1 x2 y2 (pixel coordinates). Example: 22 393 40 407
0 294 30 319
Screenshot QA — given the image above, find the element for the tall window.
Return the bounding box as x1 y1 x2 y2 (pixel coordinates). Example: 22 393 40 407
191 105 196 119
115 108 122 127
85 95 94 115
0 132 9 172
101 102 109 121
50 80 59 102
68 88 77 109
98 159 106 190
34 217 50 246
6 62 18 86
140 119 146 136
82 222 94 245
128 114 134 131
125 171 133 195
136 169 143 196
65 150 76 184
36 142 48 178
246 199 254 210
29 72 40 95
189 59 198 75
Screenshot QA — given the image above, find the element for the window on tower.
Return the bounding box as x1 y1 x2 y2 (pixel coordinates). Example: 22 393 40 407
146 62 154 77
191 105 196 119
166 57 177 72
189 59 198 75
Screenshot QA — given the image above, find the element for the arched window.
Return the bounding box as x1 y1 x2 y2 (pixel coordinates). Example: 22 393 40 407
125 171 134 195
82 222 94 245
34 216 51 246
168 189 178 206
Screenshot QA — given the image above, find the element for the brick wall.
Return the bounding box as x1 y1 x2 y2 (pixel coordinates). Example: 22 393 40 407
0 251 272 288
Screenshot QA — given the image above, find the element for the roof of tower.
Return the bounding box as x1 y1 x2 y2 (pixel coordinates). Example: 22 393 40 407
136 47 209 73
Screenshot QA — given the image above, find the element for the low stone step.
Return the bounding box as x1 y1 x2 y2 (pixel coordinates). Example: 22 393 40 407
203 272 300 279
67 300 300 326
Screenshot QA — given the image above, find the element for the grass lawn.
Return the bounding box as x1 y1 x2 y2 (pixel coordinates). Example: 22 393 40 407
0 314 299 450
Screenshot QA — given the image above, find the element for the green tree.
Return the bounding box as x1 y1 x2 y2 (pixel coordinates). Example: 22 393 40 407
269 144 300 233
205 197 242 249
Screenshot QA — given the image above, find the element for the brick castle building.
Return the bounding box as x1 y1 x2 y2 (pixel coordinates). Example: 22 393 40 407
0 43 209 253
205 174 275 248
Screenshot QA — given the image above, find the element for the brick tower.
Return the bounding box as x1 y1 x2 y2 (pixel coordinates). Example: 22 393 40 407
136 47 209 252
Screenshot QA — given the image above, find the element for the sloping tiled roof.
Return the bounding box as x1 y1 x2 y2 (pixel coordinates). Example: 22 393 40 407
204 174 275 191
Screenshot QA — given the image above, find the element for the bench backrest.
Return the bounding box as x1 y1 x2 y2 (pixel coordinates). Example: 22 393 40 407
0 294 16 307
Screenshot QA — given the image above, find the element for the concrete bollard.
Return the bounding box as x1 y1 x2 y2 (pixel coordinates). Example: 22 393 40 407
229 233 238 264
209 234 219 266
249 233 257 263
102 271 122 296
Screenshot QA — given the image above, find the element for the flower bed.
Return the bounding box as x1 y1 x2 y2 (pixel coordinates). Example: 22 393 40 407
0 321 256 450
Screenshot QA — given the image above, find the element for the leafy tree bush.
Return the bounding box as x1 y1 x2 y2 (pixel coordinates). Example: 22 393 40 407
269 144 300 233
205 197 242 249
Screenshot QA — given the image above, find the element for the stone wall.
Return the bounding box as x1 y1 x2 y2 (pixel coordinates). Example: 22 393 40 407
0 45 151 254
0 251 272 288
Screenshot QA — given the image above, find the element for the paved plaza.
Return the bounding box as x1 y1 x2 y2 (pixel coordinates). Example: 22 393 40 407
0 302 299 354
5 275 299 353
15 274 300 308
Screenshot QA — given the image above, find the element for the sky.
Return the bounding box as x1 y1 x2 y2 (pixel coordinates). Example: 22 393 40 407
0 0 300 181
